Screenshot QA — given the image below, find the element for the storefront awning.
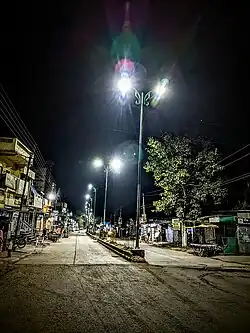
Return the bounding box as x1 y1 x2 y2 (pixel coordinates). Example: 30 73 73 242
219 216 236 223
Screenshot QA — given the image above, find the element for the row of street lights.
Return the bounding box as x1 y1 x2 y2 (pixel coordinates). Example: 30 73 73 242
85 74 169 248
85 157 122 230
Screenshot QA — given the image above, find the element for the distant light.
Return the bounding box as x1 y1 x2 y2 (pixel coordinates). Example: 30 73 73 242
93 158 103 168
85 194 90 200
48 193 56 201
88 184 93 190
117 77 132 95
110 157 122 172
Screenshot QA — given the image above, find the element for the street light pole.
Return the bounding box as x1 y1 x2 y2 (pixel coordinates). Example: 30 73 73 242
103 166 109 225
134 90 151 249
93 187 97 224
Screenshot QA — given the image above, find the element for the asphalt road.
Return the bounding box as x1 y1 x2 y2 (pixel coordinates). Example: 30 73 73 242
0 234 250 333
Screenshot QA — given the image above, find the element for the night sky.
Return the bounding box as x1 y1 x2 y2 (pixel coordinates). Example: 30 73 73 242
0 1 248 218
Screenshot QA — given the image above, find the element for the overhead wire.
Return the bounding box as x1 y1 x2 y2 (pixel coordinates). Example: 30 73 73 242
0 85 55 189
222 152 250 169
215 143 250 166
223 173 250 186
0 86 46 167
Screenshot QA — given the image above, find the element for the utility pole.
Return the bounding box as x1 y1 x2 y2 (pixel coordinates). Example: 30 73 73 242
142 193 146 223
13 153 33 251
103 166 109 226
118 206 122 238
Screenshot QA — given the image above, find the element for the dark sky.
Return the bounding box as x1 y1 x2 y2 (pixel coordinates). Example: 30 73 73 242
0 1 248 217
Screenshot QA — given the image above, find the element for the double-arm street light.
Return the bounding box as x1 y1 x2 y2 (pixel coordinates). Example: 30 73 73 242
92 157 122 226
117 74 169 248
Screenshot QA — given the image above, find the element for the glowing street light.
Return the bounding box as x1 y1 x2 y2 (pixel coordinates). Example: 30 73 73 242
117 76 170 249
93 158 103 168
92 156 123 225
110 157 122 172
85 194 90 200
117 76 132 96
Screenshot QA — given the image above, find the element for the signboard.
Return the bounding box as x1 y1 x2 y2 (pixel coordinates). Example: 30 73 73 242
209 216 220 223
238 218 250 225
33 196 43 209
237 212 250 219
5 173 17 190
172 218 181 230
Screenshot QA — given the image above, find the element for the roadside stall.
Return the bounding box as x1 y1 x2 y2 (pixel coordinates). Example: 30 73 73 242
190 224 222 256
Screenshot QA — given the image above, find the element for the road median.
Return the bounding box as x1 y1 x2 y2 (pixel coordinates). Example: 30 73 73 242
87 232 146 263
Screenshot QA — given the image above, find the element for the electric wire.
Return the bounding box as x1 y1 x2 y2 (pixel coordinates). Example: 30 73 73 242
0 86 55 189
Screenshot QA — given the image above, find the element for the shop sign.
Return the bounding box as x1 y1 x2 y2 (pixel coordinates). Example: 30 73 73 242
33 196 43 209
172 219 181 230
5 173 17 190
209 216 220 223
238 218 250 225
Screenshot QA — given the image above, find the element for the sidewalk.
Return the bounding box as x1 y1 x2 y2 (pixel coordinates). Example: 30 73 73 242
0 239 53 265
116 239 250 271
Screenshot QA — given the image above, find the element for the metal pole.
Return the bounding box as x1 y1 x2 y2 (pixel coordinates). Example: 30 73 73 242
103 166 109 225
93 188 97 231
135 92 144 248
13 154 33 251
93 188 97 221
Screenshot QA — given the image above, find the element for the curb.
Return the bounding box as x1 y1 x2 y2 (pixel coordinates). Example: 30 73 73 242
148 264 250 272
211 257 250 266
87 233 147 263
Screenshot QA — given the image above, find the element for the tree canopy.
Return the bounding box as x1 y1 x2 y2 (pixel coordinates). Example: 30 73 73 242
144 134 227 220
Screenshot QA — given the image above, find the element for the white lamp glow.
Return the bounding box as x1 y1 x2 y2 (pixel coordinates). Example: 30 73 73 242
117 77 132 95
93 158 103 168
85 194 90 200
88 184 93 190
110 157 122 172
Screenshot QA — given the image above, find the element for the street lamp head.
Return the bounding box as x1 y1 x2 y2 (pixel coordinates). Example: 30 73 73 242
117 76 132 95
110 157 122 172
92 158 103 168
154 78 170 98
88 184 93 190
85 194 90 200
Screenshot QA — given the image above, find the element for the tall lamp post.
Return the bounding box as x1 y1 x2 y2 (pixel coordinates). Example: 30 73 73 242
88 184 97 226
85 194 92 231
92 157 122 227
117 76 169 248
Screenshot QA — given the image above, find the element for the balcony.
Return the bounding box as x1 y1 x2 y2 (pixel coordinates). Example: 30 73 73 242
0 137 32 168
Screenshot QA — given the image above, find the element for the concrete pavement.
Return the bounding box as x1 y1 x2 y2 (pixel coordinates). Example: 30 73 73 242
116 239 250 270
0 234 250 332
18 233 129 265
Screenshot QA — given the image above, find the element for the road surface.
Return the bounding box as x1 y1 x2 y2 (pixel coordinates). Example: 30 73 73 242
0 233 250 333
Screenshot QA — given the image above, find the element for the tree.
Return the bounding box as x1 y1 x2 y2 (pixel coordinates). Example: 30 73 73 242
144 134 227 220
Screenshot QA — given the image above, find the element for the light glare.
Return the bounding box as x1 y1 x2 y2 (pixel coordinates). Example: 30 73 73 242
88 184 93 190
93 158 103 168
117 77 132 95
85 194 90 200
110 158 122 172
